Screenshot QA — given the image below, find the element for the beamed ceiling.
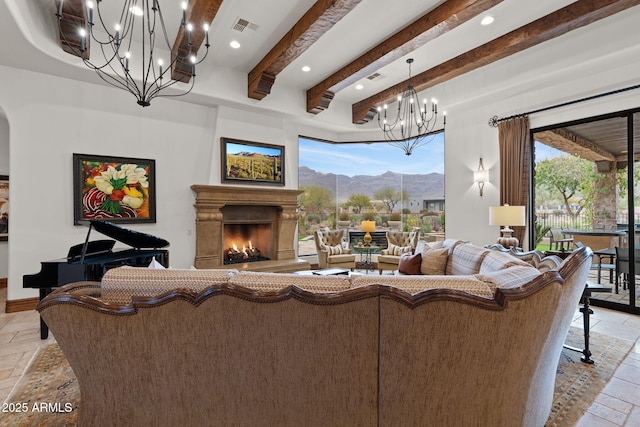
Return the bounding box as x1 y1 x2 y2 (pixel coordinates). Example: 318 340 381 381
55 0 640 123
4 0 640 147
535 114 640 163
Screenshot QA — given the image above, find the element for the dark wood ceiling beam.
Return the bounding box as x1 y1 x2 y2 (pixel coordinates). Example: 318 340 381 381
306 0 504 114
535 128 616 162
57 0 88 58
248 0 364 100
352 0 640 124
171 0 225 83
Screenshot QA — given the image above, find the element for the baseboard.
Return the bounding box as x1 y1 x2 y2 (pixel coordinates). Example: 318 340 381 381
5 297 39 313
0 278 6 288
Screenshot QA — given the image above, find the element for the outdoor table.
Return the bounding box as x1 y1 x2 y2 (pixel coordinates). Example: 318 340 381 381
562 229 626 252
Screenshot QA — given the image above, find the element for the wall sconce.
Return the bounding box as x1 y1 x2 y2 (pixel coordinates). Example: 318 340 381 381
473 158 489 196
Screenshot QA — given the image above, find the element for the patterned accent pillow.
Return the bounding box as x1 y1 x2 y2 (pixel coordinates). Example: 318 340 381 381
388 243 412 256
480 251 530 274
476 265 541 290
428 240 444 250
448 243 490 275
420 247 449 275
398 252 422 275
327 244 343 255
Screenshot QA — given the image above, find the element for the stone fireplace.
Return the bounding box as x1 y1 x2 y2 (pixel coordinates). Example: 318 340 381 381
191 185 309 272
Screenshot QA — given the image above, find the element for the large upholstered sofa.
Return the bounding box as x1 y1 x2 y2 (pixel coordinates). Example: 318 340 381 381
38 240 592 427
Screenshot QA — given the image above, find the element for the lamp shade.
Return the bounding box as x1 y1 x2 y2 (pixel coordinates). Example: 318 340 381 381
489 205 526 226
360 220 376 232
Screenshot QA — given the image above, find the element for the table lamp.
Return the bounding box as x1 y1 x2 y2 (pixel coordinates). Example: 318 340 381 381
489 204 526 248
361 220 376 246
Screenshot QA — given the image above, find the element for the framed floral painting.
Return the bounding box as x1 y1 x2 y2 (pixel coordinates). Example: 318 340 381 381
73 154 156 225
0 175 8 241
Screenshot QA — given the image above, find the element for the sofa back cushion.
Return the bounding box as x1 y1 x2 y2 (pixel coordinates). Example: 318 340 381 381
447 243 490 275
476 265 541 292
101 267 237 304
350 275 494 298
229 271 352 292
439 239 466 273
480 250 531 274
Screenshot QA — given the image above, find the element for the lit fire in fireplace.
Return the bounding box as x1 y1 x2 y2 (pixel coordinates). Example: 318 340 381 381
225 241 268 264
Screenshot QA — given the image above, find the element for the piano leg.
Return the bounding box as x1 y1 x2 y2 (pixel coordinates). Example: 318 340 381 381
39 288 51 339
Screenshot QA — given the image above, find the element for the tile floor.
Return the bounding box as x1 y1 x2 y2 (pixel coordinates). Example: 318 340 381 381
1 285 639 426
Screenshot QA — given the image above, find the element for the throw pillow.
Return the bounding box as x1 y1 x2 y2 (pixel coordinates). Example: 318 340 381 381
420 247 449 275
148 257 166 269
388 243 412 256
398 252 422 275
327 244 343 255
428 240 444 250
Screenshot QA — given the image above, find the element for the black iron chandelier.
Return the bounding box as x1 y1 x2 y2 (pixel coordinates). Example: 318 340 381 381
56 0 211 107
376 58 444 155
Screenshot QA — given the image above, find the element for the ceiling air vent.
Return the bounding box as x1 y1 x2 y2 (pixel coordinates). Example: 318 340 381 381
367 72 382 80
232 18 259 32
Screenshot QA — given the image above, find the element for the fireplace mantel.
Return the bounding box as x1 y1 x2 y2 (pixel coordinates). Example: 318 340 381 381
191 185 307 271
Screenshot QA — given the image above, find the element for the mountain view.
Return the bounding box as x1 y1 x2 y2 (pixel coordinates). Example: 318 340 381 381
298 166 444 202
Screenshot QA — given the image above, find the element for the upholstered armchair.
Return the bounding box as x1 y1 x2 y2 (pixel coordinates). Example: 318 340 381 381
314 228 356 270
378 231 420 274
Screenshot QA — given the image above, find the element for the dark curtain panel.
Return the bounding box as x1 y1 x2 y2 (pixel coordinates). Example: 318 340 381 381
497 116 531 246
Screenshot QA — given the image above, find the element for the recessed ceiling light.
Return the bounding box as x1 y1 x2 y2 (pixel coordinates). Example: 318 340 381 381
355 84 364 90
229 40 241 49
481 16 494 26
301 65 311 72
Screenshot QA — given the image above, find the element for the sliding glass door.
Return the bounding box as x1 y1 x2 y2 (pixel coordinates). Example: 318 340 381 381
532 108 640 314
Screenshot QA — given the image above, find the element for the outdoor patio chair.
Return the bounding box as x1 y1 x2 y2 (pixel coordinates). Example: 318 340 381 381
575 241 616 285
549 228 573 250
614 247 640 294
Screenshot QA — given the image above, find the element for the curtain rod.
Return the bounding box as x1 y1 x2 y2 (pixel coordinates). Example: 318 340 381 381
487 83 640 128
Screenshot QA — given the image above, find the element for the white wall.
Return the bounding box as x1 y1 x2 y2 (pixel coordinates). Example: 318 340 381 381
0 115 8 280
0 66 214 300
0 65 310 301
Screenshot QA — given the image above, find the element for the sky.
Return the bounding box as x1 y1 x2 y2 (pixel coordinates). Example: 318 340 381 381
299 134 445 177
227 141 281 157
534 141 565 162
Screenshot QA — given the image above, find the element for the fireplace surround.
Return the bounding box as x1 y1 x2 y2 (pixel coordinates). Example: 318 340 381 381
191 185 309 272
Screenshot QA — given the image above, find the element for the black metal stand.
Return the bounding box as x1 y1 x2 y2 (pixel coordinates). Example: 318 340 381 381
563 282 612 364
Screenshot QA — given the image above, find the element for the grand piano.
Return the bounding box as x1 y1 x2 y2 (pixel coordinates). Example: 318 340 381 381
23 220 170 338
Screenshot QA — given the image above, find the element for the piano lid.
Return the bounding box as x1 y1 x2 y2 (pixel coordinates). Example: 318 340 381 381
87 220 170 249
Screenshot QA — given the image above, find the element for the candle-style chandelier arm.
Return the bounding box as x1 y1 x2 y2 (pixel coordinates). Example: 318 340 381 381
375 58 444 155
55 0 211 107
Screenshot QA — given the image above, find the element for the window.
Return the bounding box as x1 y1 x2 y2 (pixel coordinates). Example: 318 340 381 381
297 135 445 256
